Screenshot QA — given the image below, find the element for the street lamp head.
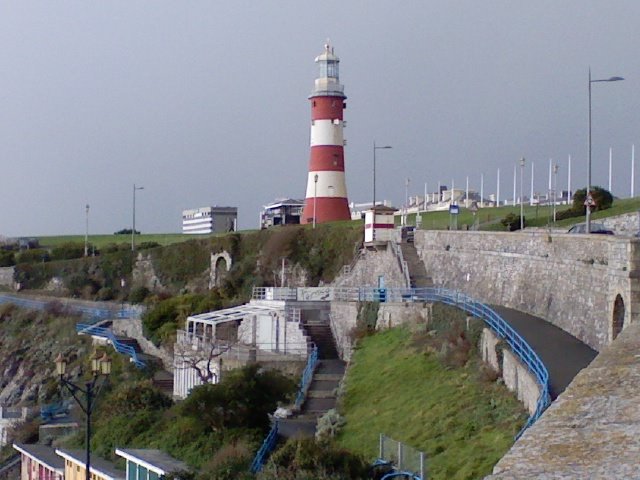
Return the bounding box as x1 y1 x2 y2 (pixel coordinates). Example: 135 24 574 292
607 76 624 82
99 353 112 376
376 145 392 150
54 353 67 377
91 350 102 375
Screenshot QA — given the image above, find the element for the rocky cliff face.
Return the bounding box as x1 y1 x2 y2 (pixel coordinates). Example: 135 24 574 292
0 303 90 406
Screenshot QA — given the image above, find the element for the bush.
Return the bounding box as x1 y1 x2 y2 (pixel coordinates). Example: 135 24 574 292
0 250 15 267
16 248 49 264
572 186 613 213
500 213 525 231
50 242 86 261
129 286 151 304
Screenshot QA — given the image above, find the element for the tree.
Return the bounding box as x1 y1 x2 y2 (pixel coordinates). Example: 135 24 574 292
572 186 613 213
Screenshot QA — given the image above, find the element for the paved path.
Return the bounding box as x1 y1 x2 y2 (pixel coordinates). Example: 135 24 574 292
492 305 597 399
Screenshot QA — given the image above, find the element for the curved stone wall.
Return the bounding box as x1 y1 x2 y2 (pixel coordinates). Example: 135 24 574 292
415 230 640 351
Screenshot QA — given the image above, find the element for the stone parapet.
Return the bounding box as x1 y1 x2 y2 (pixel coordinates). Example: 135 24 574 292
486 323 640 479
415 230 640 351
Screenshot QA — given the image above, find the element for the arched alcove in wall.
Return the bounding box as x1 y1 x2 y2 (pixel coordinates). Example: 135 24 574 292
210 251 232 288
612 294 625 341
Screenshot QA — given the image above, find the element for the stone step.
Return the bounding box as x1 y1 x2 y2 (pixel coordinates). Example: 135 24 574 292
277 418 316 439
302 397 336 414
307 390 336 399
309 379 340 391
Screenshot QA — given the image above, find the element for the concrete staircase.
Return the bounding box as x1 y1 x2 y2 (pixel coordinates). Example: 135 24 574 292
400 242 433 288
277 313 346 440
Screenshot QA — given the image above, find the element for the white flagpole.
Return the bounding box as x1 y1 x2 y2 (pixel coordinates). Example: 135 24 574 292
632 145 636 198
497 168 500 207
513 165 517 206
480 173 484 207
568 155 572 203
609 147 613 193
530 161 534 205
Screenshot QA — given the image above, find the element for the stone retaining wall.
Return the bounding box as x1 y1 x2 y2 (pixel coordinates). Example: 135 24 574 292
0 268 13 288
332 244 406 289
415 230 640 351
111 318 173 370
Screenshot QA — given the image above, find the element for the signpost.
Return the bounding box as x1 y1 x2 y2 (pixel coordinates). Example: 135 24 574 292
449 204 459 230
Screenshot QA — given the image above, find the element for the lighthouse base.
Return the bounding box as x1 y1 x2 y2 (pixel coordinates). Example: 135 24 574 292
301 197 351 225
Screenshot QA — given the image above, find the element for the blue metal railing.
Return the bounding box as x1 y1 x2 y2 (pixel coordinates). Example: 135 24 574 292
250 344 319 473
75 323 146 368
0 294 138 323
295 345 319 409
339 286 550 437
40 400 71 421
249 421 279 474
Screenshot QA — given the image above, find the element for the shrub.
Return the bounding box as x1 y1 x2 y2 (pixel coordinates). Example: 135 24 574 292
50 242 86 261
16 248 49 264
0 250 15 267
572 186 613 213
316 409 346 441
500 213 525 231
129 286 151 304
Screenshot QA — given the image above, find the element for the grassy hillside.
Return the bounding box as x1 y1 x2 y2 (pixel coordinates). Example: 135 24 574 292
337 306 526 480
36 233 214 249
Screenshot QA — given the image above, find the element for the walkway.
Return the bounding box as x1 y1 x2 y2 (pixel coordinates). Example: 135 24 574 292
491 306 597 399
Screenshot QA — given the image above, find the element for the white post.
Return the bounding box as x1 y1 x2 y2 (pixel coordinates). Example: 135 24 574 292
464 176 468 207
530 161 534 206
513 165 517 206
437 180 441 203
423 182 427 210
451 178 455 204
480 173 484 207
548 158 552 192
568 154 572 204
609 147 613 193
632 145 636 198
496 168 500 207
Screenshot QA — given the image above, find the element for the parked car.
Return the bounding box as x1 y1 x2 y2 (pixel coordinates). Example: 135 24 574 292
567 223 614 235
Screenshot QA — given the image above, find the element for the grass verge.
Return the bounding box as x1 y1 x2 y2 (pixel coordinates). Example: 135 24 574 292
337 324 526 480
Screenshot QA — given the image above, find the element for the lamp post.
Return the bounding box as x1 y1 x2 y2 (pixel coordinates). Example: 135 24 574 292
313 174 319 229
587 69 624 233
132 184 144 252
519 157 525 230
373 142 392 210
55 351 112 480
553 163 559 224
84 204 90 257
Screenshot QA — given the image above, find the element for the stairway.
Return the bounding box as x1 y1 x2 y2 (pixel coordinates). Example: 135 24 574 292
400 243 433 288
277 312 346 440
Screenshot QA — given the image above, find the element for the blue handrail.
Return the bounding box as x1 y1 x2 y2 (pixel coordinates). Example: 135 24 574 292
295 345 318 409
250 421 279 473
76 323 146 368
351 287 550 437
250 344 318 473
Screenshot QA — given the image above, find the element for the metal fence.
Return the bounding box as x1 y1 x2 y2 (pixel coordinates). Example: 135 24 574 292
252 287 298 301
75 323 146 368
379 434 425 479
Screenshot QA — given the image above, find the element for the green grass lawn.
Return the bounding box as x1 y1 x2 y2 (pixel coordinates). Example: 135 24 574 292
337 327 526 480
403 196 640 232
36 232 224 249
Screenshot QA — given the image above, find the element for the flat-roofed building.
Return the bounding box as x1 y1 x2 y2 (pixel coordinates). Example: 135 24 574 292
260 199 304 229
115 449 189 480
56 449 125 480
13 443 64 480
181 206 237 235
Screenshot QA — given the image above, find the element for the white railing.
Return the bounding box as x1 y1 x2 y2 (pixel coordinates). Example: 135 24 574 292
252 287 298 301
176 330 310 360
389 241 411 288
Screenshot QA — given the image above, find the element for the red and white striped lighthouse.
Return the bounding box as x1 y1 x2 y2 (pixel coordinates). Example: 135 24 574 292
301 43 351 225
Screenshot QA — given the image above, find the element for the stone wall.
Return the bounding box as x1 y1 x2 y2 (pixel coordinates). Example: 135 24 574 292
332 244 406 289
415 230 640 351
0 268 14 288
111 318 173 370
601 211 640 234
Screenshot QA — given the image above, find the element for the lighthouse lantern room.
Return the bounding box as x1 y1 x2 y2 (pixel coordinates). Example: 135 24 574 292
301 43 351 225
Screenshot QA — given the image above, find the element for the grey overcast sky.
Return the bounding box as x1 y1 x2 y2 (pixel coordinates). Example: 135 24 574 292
1 1 639 236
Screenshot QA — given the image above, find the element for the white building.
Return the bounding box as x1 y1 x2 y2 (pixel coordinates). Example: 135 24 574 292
182 206 237 235
173 288 330 399
260 199 304 229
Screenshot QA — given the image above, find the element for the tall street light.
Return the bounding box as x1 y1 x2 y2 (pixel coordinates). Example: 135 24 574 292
587 69 624 233
55 351 112 480
132 184 144 252
84 204 90 257
373 142 392 210
519 157 525 231
313 174 319 229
